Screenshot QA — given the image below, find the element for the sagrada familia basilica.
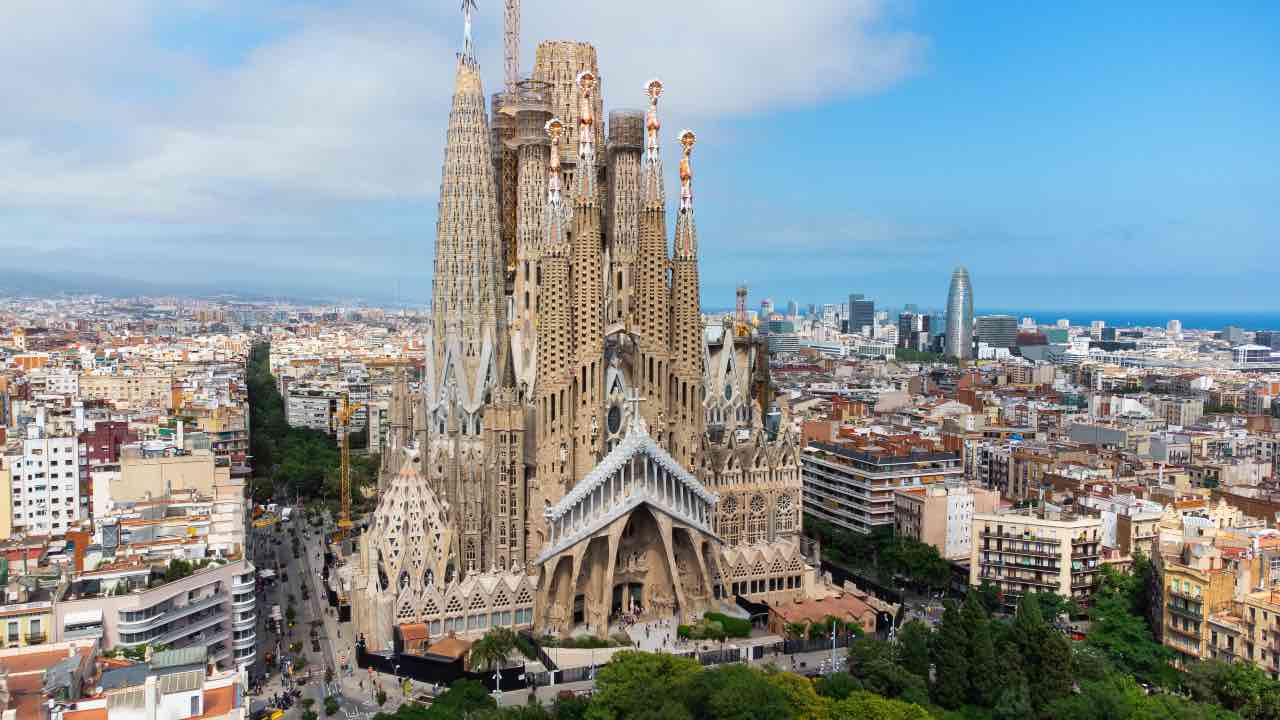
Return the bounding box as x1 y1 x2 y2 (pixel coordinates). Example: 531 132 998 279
351 6 814 650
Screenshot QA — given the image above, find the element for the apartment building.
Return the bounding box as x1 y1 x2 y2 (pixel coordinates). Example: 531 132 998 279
802 442 963 534
79 373 174 411
5 432 83 536
1155 540 1255 668
55 557 258 671
970 508 1104 610
895 483 999 560
0 579 53 647
91 448 228 518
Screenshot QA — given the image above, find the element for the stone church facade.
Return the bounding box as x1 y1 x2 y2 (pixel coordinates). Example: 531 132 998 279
351 27 811 651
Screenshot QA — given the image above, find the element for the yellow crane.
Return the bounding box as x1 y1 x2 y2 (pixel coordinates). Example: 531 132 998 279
335 396 361 540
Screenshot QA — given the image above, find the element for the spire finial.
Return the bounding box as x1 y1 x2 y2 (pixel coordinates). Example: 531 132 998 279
545 118 564 205
574 71 598 200
644 79 663 164
575 71 597 165
678 129 696 211
461 0 478 60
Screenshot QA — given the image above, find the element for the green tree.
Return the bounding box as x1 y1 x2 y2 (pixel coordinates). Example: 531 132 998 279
470 627 518 671
1086 565 1177 687
424 680 495 718
1183 659 1275 716
324 696 340 716
991 678 1032 720
895 620 932 680
1046 673 1244 720
164 558 194 582
829 691 931 720
930 601 970 709
1006 593 1071 709
976 581 1001 615
683 664 793 720
375 689 387 706
302 711 319 720
764 669 830 720
784 622 809 640
585 651 701 720
816 673 861 702
553 695 590 720
961 591 998 707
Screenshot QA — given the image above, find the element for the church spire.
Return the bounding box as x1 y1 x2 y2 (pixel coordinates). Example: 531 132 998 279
641 79 665 206
673 129 697 260
669 129 704 469
428 52 504 415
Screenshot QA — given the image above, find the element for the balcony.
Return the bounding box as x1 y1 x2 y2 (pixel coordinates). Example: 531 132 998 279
981 556 1061 572
989 543 1061 560
1167 601 1204 620
119 594 225 633
233 633 257 650
24 633 46 645
152 613 226 647
232 593 256 609
1167 621 1201 640
980 529 1060 544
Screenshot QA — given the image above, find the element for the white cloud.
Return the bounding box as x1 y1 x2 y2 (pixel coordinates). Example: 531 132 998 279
0 0 923 287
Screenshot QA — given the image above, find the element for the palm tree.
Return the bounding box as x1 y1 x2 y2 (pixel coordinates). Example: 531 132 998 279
468 627 517 671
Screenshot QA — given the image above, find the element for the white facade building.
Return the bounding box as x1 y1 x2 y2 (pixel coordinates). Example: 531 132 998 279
6 434 83 536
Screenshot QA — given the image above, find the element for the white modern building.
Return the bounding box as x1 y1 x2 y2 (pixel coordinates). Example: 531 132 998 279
4 429 83 536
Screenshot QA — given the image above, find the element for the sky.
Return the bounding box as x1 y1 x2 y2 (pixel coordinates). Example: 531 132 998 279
1 1 1277 311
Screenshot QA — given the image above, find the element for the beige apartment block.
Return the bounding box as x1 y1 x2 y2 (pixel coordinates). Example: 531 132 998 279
92 449 228 517
896 483 998 560
970 510 1104 610
79 373 173 410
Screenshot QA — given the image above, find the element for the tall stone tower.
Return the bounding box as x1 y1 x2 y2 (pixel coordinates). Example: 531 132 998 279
422 50 511 576
669 130 704 469
635 80 673 440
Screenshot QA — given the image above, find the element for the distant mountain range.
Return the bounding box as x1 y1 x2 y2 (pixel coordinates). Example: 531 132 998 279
0 267 390 307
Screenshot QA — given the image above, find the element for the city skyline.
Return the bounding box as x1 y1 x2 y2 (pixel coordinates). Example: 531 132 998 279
2 3 1277 310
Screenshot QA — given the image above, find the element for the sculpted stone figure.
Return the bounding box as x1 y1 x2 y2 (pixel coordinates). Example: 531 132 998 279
679 129 696 211
576 71 596 163
644 79 663 163
545 117 564 205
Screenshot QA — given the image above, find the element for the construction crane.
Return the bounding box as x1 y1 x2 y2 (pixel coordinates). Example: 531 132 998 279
505 0 520 92
335 395 361 541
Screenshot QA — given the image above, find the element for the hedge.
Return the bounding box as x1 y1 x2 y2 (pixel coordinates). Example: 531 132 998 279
704 612 752 638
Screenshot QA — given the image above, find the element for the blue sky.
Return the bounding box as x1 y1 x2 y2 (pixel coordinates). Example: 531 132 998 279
1 1 1276 311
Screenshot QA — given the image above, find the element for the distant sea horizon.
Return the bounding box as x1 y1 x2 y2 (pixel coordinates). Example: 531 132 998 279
977 309 1280 332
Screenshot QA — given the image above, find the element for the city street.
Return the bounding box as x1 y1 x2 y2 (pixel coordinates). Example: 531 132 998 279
248 514 383 719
